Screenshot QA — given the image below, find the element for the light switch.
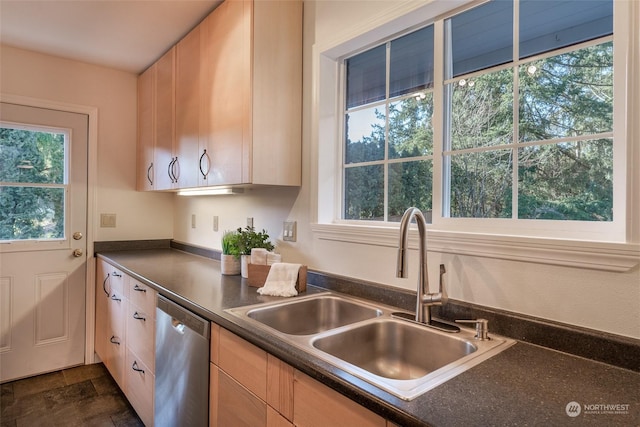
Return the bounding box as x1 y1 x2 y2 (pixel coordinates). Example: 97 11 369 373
100 213 116 228
283 221 297 242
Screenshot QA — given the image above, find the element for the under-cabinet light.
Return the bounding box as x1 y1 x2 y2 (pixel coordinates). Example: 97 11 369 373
177 188 244 196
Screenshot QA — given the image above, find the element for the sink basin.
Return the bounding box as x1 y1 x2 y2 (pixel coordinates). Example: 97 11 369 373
226 291 515 400
312 318 476 380
242 294 382 335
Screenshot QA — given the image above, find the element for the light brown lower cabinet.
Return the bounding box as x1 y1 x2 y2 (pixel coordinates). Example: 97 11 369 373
209 324 389 427
95 259 156 426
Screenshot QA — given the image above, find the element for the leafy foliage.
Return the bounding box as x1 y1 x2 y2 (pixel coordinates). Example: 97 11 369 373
236 226 274 256
0 128 66 240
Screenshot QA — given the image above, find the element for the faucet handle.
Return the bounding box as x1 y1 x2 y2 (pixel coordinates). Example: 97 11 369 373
455 318 489 340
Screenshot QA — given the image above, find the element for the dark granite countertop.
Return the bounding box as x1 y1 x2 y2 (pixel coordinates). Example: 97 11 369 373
97 249 640 427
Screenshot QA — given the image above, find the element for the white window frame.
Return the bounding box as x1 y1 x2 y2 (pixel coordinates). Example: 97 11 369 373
0 121 71 252
310 0 640 272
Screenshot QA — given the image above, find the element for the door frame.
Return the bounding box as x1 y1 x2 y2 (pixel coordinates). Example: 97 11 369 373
1 93 99 364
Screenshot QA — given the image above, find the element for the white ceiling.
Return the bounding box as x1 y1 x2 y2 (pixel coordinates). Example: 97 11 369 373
0 0 222 74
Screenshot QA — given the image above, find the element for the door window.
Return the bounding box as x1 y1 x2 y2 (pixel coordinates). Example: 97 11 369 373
0 124 68 241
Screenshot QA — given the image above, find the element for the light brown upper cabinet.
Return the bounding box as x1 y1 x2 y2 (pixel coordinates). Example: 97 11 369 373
137 0 302 191
136 64 155 191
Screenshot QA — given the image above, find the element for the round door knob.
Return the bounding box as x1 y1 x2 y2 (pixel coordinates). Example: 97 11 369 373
73 249 83 257
73 232 83 240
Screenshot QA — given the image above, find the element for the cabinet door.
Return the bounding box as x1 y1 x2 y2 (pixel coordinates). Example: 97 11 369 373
137 65 155 191
154 47 176 191
218 327 267 401
175 25 202 189
201 0 249 186
293 370 386 427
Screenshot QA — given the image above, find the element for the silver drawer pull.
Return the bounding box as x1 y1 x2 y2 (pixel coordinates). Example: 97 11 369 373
111 294 121 302
133 284 147 293
109 336 121 345
112 271 122 278
132 361 145 374
133 312 146 321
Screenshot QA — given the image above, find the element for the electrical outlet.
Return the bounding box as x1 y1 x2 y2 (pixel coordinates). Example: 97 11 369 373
247 217 254 228
191 214 196 229
213 216 219 232
283 221 297 242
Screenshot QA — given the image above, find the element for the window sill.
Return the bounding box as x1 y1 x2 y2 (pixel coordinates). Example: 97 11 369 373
311 223 640 272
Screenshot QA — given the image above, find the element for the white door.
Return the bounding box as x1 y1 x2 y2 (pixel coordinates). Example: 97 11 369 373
0 102 88 382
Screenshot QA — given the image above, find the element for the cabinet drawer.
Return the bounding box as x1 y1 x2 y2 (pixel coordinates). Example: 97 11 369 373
126 303 155 373
125 348 154 427
104 331 126 390
128 278 156 314
218 328 267 401
213 367 266 427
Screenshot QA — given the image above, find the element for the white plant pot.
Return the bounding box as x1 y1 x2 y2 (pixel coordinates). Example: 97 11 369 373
240 254 250 278
220 254 241 276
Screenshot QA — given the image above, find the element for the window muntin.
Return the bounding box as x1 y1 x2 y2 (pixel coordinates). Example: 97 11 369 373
343 25 435 222
341 0 615 227
444 0 613 222
0 125 68 241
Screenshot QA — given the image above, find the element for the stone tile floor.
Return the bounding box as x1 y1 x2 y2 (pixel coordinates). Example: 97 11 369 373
1 363 143 427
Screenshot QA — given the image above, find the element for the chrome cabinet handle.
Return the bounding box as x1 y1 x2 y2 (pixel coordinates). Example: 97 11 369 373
133 284 147 293
146 162 153 186
133 312 146 321
112 271 122 278
199 149 211 179
102 274 110 297
110 294 121 302
132 361 145 374
110 336 121 345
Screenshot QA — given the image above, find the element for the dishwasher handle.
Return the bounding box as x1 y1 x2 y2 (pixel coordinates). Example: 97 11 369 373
157 295 210 340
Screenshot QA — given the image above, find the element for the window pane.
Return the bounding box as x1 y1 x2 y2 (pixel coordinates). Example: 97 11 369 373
344 165 384 220
449 68 513 151
520 0 612 59
0 186 65 240
519 42 613 142
345 106 385 164
390 26 434 98
0 127 65 184
346 45 386 109
389 95 433 159
518 139 612 221
447 1 513 78
448 149 513 218
388 160 432 222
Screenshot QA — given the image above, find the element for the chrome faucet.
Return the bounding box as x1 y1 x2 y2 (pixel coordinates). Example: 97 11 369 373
397 207 458 332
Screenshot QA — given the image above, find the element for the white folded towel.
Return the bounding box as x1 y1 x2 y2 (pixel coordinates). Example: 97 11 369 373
257 263 302 297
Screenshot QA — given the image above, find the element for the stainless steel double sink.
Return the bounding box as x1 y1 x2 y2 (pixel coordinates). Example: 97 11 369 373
226 292 515 400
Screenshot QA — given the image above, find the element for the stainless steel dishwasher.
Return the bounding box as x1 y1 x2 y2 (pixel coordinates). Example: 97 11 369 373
155 295 210 427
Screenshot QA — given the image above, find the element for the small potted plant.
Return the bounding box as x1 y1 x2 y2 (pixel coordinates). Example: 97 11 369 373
236 226 274 278
220 230 241 275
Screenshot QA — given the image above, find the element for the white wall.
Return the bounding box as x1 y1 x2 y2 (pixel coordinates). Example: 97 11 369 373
173 1 640 340
1 45 174 241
